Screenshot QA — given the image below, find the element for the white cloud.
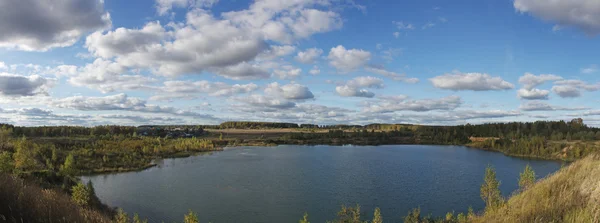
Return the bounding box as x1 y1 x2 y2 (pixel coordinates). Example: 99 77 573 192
52 93 218 120
328 45 371 72
237 95 297 109
309 66 320 75
85 22 167 59
517 88 550 100
69 59 156 93
365 65 418 83
514 0 600 35
335 76 384 98
392 21 414 30
552 85 581 98
213 62 271 80
581 64 598 74
520 101 589 111
422 22 436 29
257 45 297 60
156 0 219 15
518 73 563 90
295 48 323 64
336 86 375 98
148 80 258 101
265 82 314 100
0 73 55 96
361 95 462 113
430 71 514 91
0 0 111 51
272 66 302 79
393 32 400 38
552 79 600 98
0 62 6 70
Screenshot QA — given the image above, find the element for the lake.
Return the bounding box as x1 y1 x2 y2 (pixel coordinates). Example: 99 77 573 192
82 145 563 222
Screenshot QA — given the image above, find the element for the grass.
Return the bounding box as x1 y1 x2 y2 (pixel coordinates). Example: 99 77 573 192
472 153 600 223
0 173 112 223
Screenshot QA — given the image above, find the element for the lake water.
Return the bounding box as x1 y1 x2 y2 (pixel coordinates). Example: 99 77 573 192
82 145 563 223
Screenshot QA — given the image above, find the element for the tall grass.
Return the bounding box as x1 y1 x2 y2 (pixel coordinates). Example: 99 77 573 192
0 173 112 223
472 153 600 223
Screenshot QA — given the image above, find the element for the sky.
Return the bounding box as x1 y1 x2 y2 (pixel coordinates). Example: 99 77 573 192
0 0 599 127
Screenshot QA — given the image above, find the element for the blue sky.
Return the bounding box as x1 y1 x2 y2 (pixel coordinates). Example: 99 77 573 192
0 0 599 126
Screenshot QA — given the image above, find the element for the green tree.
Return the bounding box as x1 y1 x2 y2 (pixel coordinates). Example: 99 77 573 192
299 212 310 223
13 137 39 171
480 165 503 211
133 213 148 223
60 153 76 176
219 133 223 140
71 182 91 206
372 208 382 223
518 164 536 190
403 208 421 223
0 151 13 173
184 210 199 223
115 208 130 223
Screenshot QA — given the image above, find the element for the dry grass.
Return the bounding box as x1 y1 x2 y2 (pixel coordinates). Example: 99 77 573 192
0 174 112 223
472 153 600 223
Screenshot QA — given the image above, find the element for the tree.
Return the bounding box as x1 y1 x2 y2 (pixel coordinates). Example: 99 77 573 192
71 182 91 206
0 151 13 173
133 213 148 223
184 210 199 223
518 164 536 190
480 165 503 211
13 137 39 171
372 207 382 223
299 212 310 223
115 208 130 223
403 208 421 223
219 133 223 140
60 153 76 176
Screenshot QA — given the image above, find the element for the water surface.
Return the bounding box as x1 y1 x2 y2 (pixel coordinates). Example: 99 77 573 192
82 145 562 222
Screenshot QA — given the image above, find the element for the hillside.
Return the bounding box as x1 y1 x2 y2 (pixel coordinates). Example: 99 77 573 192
472 153 600 223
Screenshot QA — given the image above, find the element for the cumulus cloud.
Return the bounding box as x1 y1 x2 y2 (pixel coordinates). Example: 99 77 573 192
265 82 314 100
257 45 296 60
520 101 589 111
0 0 111 51
552 79 600 98
213 62 271 80
581 64 598 74
52 93 218 120
149 80 258 101
272 66 302 79
237 95 297 110
517 88 550 100
518 73 562 90
309 66 321 75
336 86 375 98
430 71 514 91
328 45 371 72
361 95 462 113
514 0 600 35
365 65 419 83
0 73 54 96
69 59 156 93
551 85 581 98
295 48 323 64
156 0 219 15
85 22 167 58
392 21 414 30
336 76 384 98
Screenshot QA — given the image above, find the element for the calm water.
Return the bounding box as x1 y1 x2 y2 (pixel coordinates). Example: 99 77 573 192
82 145 562 223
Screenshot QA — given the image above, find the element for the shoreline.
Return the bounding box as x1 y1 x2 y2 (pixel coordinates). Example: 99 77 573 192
78 142 568 177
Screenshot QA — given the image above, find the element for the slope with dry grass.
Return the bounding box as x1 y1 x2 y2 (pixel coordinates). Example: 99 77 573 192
472 153 600 223
0 174 112 223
